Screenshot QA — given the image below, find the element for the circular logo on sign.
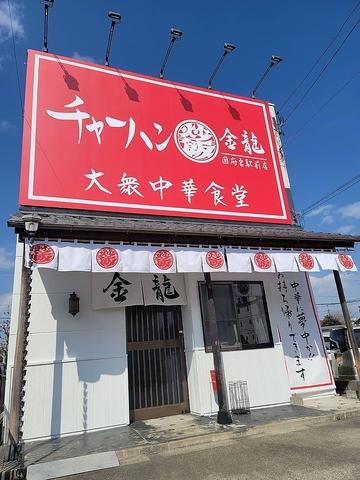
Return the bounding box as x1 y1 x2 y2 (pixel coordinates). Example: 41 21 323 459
153 249 174 270
254 252 272 270
96 247 119 269
338 254 354 270
298 252 314 270
206 251 224 269
31 244 55 264
174 120 219 163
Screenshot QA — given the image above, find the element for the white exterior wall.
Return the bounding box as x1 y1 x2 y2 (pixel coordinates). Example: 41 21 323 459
182 272 291 415
5 241 129 441
5 243 334 441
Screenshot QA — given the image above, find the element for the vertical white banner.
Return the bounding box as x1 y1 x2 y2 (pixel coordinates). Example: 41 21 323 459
275 272 334 391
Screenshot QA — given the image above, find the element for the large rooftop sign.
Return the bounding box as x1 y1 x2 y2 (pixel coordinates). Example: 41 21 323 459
19 50 291 224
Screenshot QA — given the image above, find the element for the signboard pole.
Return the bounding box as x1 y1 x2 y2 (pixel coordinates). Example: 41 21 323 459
333 269 360 380
204 272 232 424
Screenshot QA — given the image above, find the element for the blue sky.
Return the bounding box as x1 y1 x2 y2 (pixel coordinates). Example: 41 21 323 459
0 0 359 318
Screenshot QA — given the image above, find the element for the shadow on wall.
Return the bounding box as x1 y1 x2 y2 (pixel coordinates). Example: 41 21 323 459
39 271 125 439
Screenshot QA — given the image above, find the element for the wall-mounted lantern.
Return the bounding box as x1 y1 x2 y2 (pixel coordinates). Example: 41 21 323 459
69 292 80 317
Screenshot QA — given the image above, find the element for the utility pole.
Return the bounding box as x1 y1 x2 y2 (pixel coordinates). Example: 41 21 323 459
204 273 232 424
333 270 360 379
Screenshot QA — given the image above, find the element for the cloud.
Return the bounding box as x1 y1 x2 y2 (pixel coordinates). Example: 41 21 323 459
72 52 96 64
321 215 334 225
339 201 360 220
306 204 332 218
310 273 336 296
0 248 13 270
0 1 25 43
0 119 15 132
0 292 12 310
335 224 358 235
310 272 360 318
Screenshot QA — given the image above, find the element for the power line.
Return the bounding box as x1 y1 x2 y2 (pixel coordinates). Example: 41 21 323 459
284 16 360 123
301 174 360 216
8 0 67 194
7 0 24 115
316 299 360 306
283 71 360 147
278 0 360 113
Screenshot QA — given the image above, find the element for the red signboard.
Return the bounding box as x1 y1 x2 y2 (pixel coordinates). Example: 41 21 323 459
19 50 291 224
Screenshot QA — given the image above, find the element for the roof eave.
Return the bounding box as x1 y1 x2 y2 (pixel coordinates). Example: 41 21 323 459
7 210 360 250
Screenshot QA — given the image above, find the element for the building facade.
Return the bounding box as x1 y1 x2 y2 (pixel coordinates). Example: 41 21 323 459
4 50 360 442
5 214 359 441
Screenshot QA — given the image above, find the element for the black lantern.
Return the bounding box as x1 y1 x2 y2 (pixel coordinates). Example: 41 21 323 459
69 292 79 316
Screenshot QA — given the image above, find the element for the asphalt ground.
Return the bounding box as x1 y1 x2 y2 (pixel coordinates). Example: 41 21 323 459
59 416 360 480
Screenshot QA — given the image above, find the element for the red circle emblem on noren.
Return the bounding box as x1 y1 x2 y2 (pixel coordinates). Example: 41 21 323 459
31 244 55 264
338 254 354 270
153 249 174 270
298 252 314 270
254 252 272 270
206 251 224 269
96 247 119 269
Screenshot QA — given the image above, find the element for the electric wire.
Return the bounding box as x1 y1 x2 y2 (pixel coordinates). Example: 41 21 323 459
317 299 360 306
284 16 360 123
283 71 360 147
7 0 24 115
301 174 360 216
278 0 360 113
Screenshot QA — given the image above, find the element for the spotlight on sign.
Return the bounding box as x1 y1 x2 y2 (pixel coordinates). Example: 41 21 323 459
251 54 283 99
105 11 122 67
159 28 183 79
207 43 236 90
41 0 55 53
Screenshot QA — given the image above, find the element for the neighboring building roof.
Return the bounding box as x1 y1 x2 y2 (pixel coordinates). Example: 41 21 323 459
8 208 360 249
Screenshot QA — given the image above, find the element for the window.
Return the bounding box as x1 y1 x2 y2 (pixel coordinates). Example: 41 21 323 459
199 281 273 352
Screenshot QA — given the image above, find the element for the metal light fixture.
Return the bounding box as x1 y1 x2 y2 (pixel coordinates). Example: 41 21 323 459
22 214 41 236
105 11 122 67
207 42 236 90
159 28 183 79
251 54 283 98
41 0 55 53
69 292 80 316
